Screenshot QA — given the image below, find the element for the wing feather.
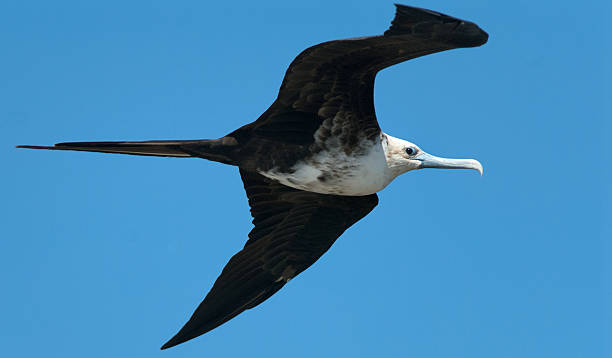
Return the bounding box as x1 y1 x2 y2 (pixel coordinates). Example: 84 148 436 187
160 170 378 349
264 4 488 137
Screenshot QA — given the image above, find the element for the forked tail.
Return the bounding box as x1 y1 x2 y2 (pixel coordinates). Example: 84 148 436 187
17 137 239 165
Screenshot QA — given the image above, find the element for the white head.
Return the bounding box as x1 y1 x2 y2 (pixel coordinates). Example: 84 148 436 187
383 133 483 178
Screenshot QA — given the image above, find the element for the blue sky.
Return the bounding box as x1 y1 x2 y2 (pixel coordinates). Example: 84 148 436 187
1 0 609 357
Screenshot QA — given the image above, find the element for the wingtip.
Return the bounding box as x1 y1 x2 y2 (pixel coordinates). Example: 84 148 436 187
160 335 182 350
160 328 194 350
160 338 175 350
387 3 488 47
392 3 449 19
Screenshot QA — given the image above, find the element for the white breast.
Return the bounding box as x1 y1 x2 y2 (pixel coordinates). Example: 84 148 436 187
259 137 393 196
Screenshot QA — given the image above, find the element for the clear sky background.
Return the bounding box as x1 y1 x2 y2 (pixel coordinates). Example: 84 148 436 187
1 1 609 357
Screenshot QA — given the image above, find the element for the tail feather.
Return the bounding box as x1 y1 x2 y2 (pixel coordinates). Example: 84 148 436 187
17 140 196 157
17 138 238 165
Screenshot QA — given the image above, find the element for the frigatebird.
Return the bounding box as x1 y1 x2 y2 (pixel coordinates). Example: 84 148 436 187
18 4 488 349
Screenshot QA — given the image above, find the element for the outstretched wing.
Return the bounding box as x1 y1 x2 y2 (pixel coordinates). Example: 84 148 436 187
161 170 378 349
258 4 488 142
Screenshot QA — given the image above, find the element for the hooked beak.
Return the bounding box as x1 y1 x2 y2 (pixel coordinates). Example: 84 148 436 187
414 152 483 175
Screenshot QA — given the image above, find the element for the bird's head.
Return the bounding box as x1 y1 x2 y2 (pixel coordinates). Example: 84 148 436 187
383 134 483 177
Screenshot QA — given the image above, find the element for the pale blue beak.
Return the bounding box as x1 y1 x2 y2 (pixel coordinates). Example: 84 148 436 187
415 152 483 175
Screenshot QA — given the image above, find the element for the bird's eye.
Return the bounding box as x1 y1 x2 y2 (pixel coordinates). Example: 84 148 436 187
405 147 417 156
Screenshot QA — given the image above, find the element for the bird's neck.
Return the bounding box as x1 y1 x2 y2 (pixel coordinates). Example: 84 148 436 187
381 133 410 179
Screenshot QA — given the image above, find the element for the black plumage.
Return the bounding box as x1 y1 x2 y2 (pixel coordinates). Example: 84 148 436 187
161 170 378 349
17 4 488 349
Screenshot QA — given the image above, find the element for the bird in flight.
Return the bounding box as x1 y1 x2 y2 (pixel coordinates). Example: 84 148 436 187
18 4 488 350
